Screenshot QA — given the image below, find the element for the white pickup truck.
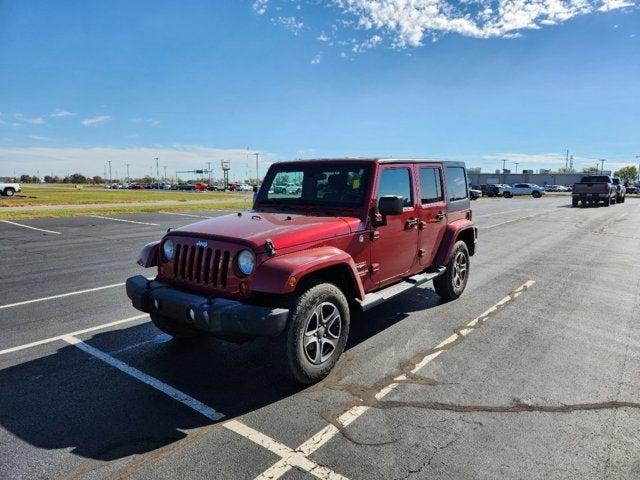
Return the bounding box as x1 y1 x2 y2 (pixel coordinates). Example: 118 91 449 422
0 182 22 197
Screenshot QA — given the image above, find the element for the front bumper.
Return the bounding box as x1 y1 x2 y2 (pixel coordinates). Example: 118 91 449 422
126 275 289 339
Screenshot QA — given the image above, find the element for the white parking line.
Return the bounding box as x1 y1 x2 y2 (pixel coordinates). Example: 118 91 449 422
0 314 149 356
63 335 348 479
482 210 555 229
256 281 536 480
1 220 61 235
89 215 159 226
0 282 125 310
159 211 215 219
474 208 527 218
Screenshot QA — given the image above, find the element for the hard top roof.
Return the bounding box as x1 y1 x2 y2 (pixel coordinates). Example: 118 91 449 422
273 158 465 167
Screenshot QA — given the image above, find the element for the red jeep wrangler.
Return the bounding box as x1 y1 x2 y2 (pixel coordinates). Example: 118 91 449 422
127 159 477 384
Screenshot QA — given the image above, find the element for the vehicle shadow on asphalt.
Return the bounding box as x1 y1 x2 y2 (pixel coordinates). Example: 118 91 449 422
0 288 441 463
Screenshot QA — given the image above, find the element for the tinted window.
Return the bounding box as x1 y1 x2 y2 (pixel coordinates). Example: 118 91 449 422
515 184 529 188
445 166 468 202
419 168 442 204
378 168 412 207
580 176 609 183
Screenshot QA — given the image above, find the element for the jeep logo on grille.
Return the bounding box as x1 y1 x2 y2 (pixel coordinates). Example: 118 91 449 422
196 240 208 248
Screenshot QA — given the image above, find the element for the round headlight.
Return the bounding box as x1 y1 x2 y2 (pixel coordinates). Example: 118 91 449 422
162 239 174 261
237 249 256 276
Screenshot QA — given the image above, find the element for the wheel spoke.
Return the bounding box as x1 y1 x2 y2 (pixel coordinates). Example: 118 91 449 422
313 340 323 364
320 337 337 362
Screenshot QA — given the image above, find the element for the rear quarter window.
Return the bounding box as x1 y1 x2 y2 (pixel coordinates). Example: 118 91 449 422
445 166 468 202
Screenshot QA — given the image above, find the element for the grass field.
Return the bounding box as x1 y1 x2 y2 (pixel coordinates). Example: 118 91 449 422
0 184 251 220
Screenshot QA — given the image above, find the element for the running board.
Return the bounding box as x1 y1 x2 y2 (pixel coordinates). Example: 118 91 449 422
355 266 446 312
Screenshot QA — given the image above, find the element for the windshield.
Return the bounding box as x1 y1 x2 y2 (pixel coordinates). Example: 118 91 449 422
257 163 371 208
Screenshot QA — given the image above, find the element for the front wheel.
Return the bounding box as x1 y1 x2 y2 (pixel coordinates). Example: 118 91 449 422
271 281 350 384
503 191 512 198
3 188 15 197
604 196 611 207
532 191 541 198
433 241 470 301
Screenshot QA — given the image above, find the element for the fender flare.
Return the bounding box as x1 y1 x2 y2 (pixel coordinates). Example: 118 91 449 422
434 219 477 266
252 245 365 299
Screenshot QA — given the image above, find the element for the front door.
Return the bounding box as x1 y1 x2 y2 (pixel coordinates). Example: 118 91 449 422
370 165 420 287
417 166 448 266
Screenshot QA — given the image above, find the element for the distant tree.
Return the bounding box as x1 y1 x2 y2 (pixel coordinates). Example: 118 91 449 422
556 167 576 173
582 166 599 173
614 165 638 182
68 173 88 184
92 175 104 184
20 174 32 183
44 175 54 183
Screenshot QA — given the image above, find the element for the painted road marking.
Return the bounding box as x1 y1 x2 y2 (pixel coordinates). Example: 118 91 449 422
0 282 125 310
63 335 348 480
483 210 555 229
158 211 215 219
474 208 531 218
1 220 61 235
89 215 159 226
255 281 536 480
0 314 149 356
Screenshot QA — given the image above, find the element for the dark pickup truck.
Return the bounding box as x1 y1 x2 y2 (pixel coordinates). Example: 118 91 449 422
572 175 617 207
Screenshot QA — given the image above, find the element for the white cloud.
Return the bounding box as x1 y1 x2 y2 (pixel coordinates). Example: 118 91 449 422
28 135 50 141
50 109 76 118
131 117 160 126
273 16 304 34
352 34 382 52
599 0 634 10
252 0 269 15
311 53 322 64
0 146 273 179
81 115 111 126
326 0 637 47
15 114 46 125
317 31 331 42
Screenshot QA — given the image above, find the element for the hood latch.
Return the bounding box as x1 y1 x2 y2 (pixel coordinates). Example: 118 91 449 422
265 238 277 257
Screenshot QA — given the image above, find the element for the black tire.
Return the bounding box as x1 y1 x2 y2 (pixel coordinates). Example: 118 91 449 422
433 241 470 301
3 188 15 197
621 195 626 203
503 191 512 198
572 197 579 208
604 196 611 207
532 191 541 198
150 313 202 339
271 281 350 384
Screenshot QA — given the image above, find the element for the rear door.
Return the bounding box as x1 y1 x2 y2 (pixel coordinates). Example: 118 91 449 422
417 165 448 266
370 164 420 287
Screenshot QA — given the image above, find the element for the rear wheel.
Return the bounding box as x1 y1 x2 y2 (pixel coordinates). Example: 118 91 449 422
150 313 202 339
532 191 541 198
434 241 470 301
572 197 579 207
604 196 611 207
271 281 349 384
503 191 512 198
3 188 15 197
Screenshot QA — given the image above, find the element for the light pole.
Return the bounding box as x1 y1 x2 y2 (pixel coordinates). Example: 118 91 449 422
207 162 213 185
513 162 520 174
599 159 606 174
125 163 130 182
107 160 112 185
163 166 167 181
154 157 159 187
635 155 640 181
254 153 260 184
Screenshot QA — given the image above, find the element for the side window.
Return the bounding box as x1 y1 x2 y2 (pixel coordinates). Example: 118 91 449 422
378 168 412 207
419 168 442 204
445 166 468 202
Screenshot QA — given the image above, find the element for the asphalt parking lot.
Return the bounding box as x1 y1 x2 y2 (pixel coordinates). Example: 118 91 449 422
1 196 639 479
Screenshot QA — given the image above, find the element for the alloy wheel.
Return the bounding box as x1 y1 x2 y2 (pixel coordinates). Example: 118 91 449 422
303 302 342 365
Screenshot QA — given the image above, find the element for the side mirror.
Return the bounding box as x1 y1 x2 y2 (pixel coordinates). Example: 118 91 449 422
378 195 404 216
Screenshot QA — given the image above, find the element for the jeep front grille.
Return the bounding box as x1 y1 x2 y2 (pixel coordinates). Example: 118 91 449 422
172 242 231 287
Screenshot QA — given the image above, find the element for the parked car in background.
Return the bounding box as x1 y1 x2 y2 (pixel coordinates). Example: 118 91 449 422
237 184 253 192
469 187 482 200
0 181 21 197
572 175 617 207
626 185 638 194
611 178 626 203
195 182 208 191
286 183 302 195
479 184 503 197
502 183 545 198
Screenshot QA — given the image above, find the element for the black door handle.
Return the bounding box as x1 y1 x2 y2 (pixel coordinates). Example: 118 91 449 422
435 212 446 221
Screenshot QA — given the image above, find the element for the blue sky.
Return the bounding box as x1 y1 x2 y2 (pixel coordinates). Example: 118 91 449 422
0 0 638 179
